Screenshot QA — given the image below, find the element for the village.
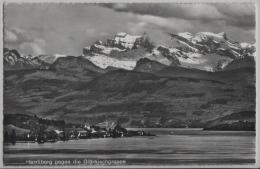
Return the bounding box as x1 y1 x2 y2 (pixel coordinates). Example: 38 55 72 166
4 118 155 144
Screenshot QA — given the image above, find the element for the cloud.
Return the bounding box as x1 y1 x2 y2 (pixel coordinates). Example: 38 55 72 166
4 29 18 43
127 21 147 34
99 32 110 37
4 3 255 56
215 3 255 17
4 27 46 55
4 27 33 44
102 3 224 20
19 42 45 56
102 3 255 29
85 28 97 36
214 3 255 28
136 15 195 33
136 14 255 43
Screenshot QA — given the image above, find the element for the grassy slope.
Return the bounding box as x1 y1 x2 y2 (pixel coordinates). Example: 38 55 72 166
4 57 255 129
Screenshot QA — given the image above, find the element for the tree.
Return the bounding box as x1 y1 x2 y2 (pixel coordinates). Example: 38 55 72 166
4 131 9 143
11 129 16 145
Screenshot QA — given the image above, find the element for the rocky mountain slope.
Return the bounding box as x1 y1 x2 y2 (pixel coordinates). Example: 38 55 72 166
82 32 180 70
4 48 68 71
168 32 255 71
81 32 255 72
134 58 167 73
4 48 49 70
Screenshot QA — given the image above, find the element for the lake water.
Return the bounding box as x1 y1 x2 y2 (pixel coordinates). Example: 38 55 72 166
3 128 255 166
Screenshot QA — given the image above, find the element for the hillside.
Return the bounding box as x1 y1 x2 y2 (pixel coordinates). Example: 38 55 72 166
134 58 167 73
204 111 255 131
3 31 256 130
4 64 255 129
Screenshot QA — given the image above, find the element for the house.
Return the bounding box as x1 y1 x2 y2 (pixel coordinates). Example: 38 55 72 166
95 121 116 130
77 130 90 139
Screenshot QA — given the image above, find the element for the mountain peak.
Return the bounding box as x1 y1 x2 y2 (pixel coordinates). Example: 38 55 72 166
114 32 143 49
195 32 228 41
218 32 227 40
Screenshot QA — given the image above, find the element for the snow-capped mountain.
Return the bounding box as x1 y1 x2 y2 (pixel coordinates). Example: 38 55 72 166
4 48 49 70
85 54 136 70
4 31 255 72
82 32 180 70
83 32 145 55
114 32 143 49
82 37 137 70
170 32 255 58
170 32 255 59
3 47 74 71
81 31 255 72
167 32 255 71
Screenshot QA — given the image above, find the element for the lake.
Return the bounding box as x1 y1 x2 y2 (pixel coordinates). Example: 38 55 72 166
3 128 255 166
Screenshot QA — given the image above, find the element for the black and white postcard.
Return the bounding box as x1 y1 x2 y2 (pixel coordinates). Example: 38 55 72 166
1 0 259 168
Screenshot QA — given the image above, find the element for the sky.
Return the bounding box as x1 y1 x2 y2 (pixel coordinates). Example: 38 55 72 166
4 3 255 56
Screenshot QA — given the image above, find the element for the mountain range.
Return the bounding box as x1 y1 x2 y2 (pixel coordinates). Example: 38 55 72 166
3 31 256 129
4 32 255 72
